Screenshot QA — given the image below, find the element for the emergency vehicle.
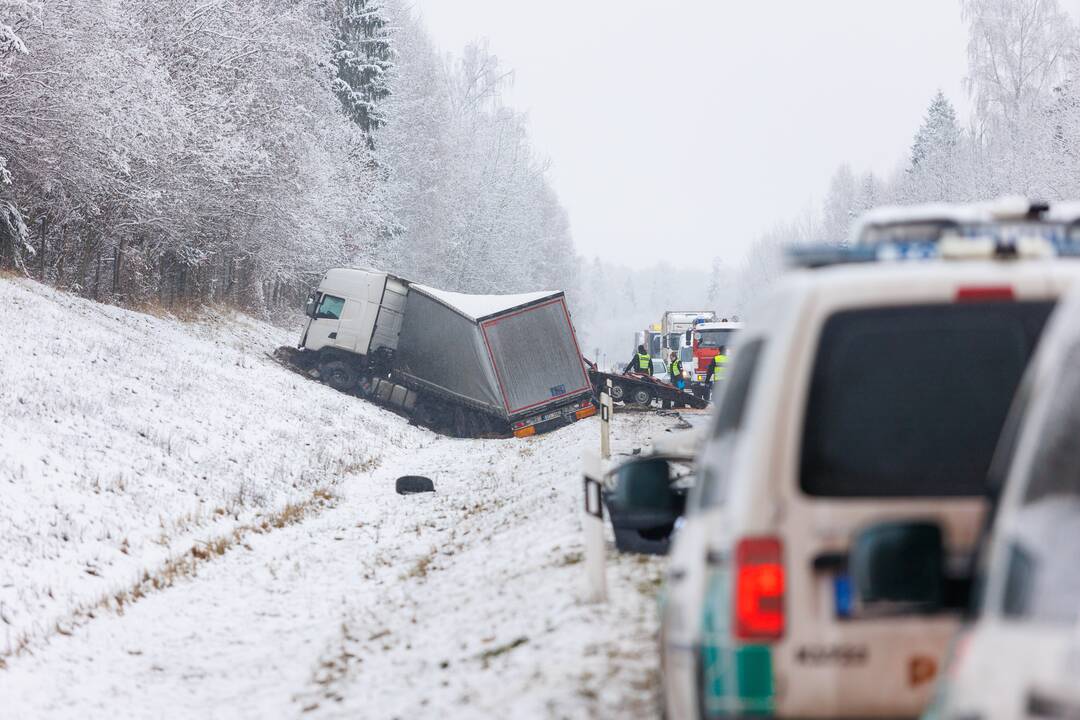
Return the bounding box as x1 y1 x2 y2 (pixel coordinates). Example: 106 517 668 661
659 197 1080 719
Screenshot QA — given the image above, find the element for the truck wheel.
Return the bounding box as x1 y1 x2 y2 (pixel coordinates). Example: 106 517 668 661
320 360 357 392
631 388 652 406
610 384 626 401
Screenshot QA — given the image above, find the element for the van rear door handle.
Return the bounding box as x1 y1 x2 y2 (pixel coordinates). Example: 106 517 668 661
812 551 848 572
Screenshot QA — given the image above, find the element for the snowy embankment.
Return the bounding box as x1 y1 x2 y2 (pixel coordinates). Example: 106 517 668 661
0 276 680 718
0 276 421 656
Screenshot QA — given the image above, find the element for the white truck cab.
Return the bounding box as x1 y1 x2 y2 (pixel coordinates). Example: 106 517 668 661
661 199 1080 719
301 268 408 358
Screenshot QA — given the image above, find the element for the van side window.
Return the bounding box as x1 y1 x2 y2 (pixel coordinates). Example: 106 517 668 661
1021 340 1080 505
693 339 765 511
998 340 1080 625
711 340 765 439
315 294 345 320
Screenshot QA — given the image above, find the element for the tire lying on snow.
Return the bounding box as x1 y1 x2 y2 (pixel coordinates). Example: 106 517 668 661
396 475 435 495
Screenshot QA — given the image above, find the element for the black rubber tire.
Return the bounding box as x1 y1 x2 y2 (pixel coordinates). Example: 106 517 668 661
396 475 435 494
320 360 357 392
631 388 652 406
610 383 626 401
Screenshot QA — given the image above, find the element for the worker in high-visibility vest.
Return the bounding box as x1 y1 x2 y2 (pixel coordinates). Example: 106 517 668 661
708 346 728 383
668 351 685 389
625 344 652 375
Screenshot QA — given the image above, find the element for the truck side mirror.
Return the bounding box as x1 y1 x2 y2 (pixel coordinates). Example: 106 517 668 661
685 329 692 345
850 521 945 610
304 291 318 319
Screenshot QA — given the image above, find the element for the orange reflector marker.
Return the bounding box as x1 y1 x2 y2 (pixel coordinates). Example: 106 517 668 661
513 425 536 438
956 285 1014 302
576 405 598 420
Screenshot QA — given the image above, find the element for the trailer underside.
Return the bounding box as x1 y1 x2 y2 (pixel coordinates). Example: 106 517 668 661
272 346 591 439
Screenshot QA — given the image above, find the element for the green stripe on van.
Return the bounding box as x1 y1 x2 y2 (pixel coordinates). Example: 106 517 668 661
700 568 776 717
735 644 774 713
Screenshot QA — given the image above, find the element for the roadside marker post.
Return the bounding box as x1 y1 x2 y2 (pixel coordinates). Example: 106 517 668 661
600 380 613 460
583 450 607 603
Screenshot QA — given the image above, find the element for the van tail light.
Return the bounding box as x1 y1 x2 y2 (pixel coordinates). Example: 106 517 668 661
955 285 1014 302
734 537 785 641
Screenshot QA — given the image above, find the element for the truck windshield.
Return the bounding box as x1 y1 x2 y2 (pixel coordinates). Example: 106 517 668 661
315 294 345 320
649 334 662 356
697 329 735 349
800 301 1053 498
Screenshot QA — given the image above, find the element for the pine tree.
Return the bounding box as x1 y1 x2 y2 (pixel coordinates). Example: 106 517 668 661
331 0 393 146
903 91 965 202
911 91 960 168
0 1 35 59
822 164 857 242
707 257 723 307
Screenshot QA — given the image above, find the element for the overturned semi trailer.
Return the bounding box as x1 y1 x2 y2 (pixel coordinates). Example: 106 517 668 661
275 268 596 438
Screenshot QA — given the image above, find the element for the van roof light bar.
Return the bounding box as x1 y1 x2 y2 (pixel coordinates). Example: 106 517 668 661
788 235 1080 269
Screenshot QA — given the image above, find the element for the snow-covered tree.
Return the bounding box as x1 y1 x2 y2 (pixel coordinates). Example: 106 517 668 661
821 165 857 242
911 91 961 168
331 0 393 143
900 91 966 202
0 1 37 59
373 13 575 297
0 0 576 318
961 0 1076 130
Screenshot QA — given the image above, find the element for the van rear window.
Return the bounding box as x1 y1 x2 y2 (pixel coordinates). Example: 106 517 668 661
800 302 1053 498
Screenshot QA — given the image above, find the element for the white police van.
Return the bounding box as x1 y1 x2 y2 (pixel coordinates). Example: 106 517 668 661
660 198 1080 719
925 265 1080 720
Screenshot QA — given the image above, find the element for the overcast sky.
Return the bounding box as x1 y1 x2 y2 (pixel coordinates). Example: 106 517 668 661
408 1 1020 269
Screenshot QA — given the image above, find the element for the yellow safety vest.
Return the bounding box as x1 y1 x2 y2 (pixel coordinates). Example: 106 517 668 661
712 354 728 381
670 359 683 378
637 353 651 372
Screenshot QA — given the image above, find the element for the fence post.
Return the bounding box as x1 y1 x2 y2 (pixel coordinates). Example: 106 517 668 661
583 450 607 603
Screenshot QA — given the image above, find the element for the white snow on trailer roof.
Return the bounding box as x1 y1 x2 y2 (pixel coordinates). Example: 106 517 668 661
410 283 562 321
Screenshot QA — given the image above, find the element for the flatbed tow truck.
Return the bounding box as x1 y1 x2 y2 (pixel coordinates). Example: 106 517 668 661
585 362 708 410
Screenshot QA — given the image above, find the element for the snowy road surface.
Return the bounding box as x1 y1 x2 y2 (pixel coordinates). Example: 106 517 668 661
0 277 686 718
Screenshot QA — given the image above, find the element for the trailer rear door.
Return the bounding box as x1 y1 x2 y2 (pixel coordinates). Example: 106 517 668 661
480 297 590 416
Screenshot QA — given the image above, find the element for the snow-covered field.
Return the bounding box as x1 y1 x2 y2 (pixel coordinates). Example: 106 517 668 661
0 276 685 718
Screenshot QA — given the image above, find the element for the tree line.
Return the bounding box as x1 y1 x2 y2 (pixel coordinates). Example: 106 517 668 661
734 0 1080 308
0 1 577 314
